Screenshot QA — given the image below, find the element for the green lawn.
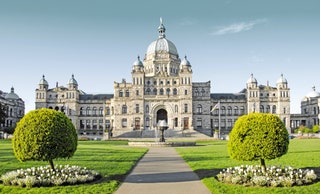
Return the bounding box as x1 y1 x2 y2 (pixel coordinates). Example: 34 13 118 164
1 139 320 194
176 139 320 194
0 140 148 194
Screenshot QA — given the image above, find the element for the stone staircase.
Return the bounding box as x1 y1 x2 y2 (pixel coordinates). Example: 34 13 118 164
113 128 211 139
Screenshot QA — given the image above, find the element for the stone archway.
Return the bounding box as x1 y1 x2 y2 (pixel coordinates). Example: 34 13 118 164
156 109 167 124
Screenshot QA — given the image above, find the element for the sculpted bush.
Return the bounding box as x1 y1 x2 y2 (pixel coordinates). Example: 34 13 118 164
12 108 77 170
228 113 289 173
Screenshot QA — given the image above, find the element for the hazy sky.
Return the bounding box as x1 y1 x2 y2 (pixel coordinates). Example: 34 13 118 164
1 0 319 113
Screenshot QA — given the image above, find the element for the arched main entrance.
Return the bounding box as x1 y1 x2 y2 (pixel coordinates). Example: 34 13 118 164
156 109 167 124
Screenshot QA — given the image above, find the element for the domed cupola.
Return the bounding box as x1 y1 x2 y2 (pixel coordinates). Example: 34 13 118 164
246 73 258 89
5 87 19 100
181 55 191 66
306 86 320 98
68 74 78 90
146 18 179 59
277 74 287 84
133 56 143 66
276 74 288 89
180 55 192 73
132 56 144 72
39 75 49 90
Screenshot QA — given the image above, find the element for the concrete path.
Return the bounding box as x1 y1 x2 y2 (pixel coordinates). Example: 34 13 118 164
115 147 211 194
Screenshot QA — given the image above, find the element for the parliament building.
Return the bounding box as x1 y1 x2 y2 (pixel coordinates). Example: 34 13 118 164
35 20 291 139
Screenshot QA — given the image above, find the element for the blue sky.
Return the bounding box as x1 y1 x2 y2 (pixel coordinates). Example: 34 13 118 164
1 0 319 113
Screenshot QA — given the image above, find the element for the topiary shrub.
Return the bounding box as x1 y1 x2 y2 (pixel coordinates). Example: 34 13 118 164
228 113 289 173
12 108 77 170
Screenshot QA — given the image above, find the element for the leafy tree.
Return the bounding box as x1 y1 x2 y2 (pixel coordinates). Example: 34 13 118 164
12 108 78 170
228 113 289 174
312 125 319 133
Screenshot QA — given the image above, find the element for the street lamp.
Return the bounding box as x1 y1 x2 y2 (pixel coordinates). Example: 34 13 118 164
157 120 168 142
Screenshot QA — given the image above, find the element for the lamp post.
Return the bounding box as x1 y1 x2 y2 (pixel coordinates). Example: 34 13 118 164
214 124 219 139
157 120 168 142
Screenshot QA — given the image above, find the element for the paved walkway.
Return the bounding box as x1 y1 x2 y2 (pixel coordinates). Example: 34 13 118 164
115 147 211 194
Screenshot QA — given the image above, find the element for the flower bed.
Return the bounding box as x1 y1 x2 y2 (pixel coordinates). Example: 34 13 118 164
216 165 317 187
1 165 101 188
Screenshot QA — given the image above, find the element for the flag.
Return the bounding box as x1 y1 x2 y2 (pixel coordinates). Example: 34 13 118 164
210 101 220 112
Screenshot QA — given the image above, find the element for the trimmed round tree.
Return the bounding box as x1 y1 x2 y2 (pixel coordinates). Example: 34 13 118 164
228 113 289 173
13 108 77 170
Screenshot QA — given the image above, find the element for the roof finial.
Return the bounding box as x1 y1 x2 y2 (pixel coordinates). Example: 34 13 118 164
158 17 166 38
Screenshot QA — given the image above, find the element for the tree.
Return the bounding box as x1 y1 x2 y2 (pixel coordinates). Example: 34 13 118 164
228 113 289 174
12 108 78 170
312 125 319 133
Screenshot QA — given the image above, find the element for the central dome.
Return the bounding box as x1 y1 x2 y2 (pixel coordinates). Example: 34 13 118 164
146 38 178 55
146 18 178 56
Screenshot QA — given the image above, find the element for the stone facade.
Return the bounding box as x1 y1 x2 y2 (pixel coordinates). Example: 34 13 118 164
290 86 320 129
35 20 291 139
0 87 25 138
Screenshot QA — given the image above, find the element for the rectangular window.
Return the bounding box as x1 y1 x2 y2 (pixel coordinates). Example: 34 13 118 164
99 119 103 129
221 119 226 127
92 120 97 129
80 120 84 129
86 120 91 129
185 90 188 95
105 120 110 129
174 118 178 127
227 119 232 127
196 119 202 127
122 118 127 128
136 104 139 113
184 104 188 113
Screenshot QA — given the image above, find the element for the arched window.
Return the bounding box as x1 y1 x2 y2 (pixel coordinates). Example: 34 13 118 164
195 89 199 96
122 105 127 114
201 89 205 96
227 106 232 115
92 107 97 116
234 106 238 115
160 88 164 95
153 88 157 95
86 107 91 115
99 107 103 116
197 104 202 113
260 105 264 113
173 88 178 95
221 106 226 115
146 105 149 113
80 107 84 115
240 106 244 115
146 88 151 95
166 88 170 95
106 107 110 115
272 105 276 114
266 105 270 113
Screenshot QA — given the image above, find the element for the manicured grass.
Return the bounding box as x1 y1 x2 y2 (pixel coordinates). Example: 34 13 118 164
176 139 320 194
0 140 148 194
